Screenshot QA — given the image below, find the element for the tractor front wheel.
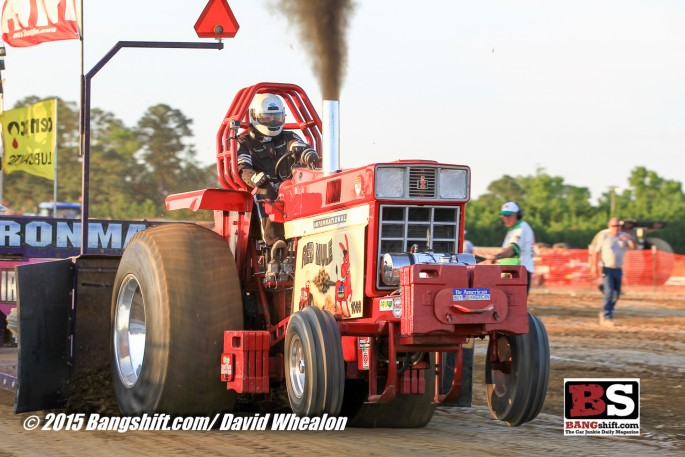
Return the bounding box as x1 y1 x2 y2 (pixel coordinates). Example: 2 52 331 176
285 306 345 416
485 312 550 426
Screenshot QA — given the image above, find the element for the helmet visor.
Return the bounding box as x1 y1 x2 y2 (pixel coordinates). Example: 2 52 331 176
254 111 285 128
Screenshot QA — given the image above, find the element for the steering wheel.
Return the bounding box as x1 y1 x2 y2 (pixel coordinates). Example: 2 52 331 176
274 151 299 181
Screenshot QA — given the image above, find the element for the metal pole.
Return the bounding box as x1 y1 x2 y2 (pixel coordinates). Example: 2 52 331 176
322 100 340 176
53 97 58 216
79 41 223 255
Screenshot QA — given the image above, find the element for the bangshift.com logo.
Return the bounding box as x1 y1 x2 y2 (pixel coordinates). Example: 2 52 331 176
563 378 640 436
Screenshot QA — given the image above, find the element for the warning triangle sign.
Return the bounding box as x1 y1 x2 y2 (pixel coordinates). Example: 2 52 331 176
195 0 240 38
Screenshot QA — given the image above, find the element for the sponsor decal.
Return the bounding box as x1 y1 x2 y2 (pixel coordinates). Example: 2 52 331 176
379 298 393 311
358 337 370 370
563 378 640 436
452 288 491 301
354 175 363 196
220 355 233 380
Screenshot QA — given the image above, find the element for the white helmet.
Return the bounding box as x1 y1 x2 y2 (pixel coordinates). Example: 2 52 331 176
249 93 286 137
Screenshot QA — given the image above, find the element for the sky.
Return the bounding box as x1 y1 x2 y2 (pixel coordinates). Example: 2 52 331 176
2 0 684 203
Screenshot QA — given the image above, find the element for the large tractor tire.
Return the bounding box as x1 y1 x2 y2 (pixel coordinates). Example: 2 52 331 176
111 223 243 416
285 306 345 416
342 353 437 428
485 313 550 426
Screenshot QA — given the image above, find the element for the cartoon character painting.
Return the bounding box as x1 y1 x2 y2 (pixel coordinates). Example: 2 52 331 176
335 234 353 317
298 280 313 310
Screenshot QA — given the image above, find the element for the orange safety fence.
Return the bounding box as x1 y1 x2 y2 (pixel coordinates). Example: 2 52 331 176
473 247 685 292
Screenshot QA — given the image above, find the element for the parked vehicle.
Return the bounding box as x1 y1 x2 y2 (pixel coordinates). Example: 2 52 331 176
37 202 81 219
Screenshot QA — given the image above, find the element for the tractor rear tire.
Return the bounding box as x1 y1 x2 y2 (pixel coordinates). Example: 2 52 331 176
111 223 243 415
485 312 550 426
343 354 437 428
285 306 345 416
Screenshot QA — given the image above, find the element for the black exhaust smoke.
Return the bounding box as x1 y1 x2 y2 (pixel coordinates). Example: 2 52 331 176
276 0 356 100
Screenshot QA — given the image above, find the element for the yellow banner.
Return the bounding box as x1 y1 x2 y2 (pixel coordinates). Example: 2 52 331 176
1 99 57 181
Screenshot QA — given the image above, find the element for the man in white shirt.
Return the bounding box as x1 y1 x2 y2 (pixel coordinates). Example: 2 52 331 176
488 202 536 294
589 217 636 327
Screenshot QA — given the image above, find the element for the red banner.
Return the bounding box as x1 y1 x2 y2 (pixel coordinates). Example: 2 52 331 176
1 0 79 47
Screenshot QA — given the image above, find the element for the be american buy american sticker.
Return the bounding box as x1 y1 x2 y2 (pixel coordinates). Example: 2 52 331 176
452 288 491 301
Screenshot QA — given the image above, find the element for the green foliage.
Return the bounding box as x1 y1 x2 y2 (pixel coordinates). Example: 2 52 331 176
466 167 685 254
2 97 216 222
5 97 683 253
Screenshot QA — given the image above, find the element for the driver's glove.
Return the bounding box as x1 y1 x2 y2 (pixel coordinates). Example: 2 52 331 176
250 172 268 188
300 149 319 169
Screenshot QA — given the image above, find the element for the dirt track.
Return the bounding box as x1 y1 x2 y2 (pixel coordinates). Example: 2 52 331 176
1 288 684 456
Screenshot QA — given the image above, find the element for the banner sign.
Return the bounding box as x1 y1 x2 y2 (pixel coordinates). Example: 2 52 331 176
0 216 168 258
1 0 79 47
0 217 177 308
1 99 56 180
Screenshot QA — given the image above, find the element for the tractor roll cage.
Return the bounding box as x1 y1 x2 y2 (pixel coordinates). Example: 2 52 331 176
216 82 323 191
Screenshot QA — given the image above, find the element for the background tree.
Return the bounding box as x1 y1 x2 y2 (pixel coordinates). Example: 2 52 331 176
3 98 216 221
3 98 683 253
466 167 682 253
467 169 600 249
88 108 143 219
132 104 215 220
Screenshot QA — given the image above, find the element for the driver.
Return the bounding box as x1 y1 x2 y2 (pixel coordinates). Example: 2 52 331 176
237 93 319 244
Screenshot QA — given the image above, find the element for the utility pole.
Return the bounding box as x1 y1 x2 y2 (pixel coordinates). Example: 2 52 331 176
609 185 618 217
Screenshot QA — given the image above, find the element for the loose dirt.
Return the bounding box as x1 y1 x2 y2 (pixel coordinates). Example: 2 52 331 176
0 289 683 456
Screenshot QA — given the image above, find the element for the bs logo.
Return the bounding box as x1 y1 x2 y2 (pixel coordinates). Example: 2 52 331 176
564 378 639 420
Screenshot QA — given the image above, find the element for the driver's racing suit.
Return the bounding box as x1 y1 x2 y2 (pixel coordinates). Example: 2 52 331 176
237 126 312 245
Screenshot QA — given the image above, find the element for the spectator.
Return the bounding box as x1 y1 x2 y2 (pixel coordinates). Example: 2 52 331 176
589 217 636 327
487 201 536 294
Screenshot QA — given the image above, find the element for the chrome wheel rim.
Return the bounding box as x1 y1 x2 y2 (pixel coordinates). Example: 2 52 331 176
114 274 147 388
288 334 306 399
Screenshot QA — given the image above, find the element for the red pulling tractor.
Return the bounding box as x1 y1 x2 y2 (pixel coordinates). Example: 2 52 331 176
15 82 549 427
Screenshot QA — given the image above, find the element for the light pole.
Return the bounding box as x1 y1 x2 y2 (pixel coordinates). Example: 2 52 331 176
609 185 620 217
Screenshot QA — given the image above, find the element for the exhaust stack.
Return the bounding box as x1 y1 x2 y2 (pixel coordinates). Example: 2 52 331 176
322 100 340 176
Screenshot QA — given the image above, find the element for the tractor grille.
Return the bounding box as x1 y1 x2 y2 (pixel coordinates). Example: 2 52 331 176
377 205 461 289
408 167 437 198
